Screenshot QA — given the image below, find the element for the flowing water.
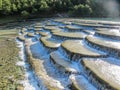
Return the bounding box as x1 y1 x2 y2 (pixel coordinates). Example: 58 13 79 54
16 39 47 90
16 18 120 90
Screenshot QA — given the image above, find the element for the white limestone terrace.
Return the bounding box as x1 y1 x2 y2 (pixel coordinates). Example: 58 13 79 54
35 20 95 36
64 25 83 32
70 22 96 34
70 74 97 90
26 39 71 90
65 18 120 26
15 18 120 90
95 29 120 40
40 35 61 50
82 29 95 35
50 20 66 27
17 35 26 41
52 31 87 41
50 51 80 74
54 18 120 29
61 40 107 61
39 31 50 36
85 35 120 57
43 26 59 30
81 57 120 90
43 26 63 33
52 19 95 33
53 19 72 25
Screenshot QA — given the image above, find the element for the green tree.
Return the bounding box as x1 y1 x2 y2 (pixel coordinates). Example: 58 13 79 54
32 8 38 14
0 0 2 10
21 10 30 18
39 0 49 10
70 4 92 17
2 0 11 14
0 0 119 17
12 4 17 12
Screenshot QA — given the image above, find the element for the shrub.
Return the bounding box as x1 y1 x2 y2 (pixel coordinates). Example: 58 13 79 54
21 10 30 18
39 0 49 11
70 4 92 17
32 8 38 14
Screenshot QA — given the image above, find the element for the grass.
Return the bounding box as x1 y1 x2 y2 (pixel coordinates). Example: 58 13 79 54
0 16 18 24
0 29 24 90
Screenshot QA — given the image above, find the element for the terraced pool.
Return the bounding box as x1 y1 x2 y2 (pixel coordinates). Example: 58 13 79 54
17 18 120 90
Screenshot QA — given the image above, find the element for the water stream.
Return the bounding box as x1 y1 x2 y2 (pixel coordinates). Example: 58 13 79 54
15 19 120 90
16 39 46 90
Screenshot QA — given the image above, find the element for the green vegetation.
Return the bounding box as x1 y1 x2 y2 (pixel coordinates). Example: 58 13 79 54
0 30 24 90
21 10 30 19
0 0 119 18
0 16 19 24
70 4 92 17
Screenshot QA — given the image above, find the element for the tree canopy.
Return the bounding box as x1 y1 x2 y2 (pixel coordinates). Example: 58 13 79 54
0 0 119 17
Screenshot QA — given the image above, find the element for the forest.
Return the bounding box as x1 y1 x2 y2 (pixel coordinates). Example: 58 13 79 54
0 0 120 18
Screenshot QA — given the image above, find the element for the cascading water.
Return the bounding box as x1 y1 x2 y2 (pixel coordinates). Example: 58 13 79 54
15 19 120 90
16 39 47 90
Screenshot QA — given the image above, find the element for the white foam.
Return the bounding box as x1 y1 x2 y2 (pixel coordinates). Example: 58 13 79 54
29 39 70 90
16 39 42 90
70 74 97 90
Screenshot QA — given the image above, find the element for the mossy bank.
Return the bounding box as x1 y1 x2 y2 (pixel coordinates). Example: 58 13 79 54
0 29 24 90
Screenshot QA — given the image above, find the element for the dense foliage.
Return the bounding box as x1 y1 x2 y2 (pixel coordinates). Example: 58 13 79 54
0 0 120 17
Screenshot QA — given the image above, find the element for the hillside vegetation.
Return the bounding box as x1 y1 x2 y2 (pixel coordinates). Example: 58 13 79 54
0 0 120 18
